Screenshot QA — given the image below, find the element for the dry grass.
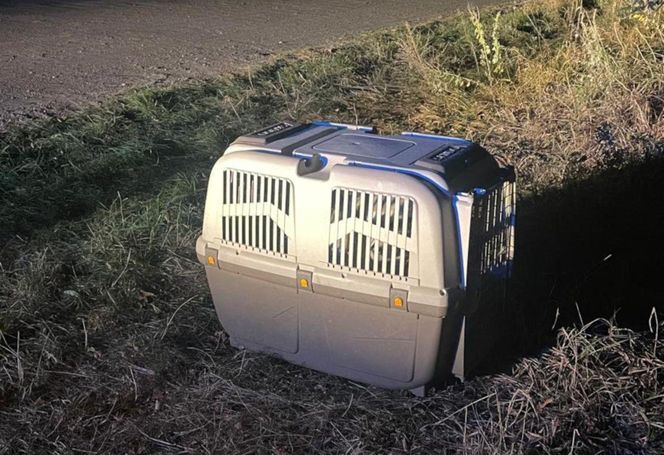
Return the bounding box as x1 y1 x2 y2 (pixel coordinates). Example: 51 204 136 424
2 312 662 453
391 0 664 191
1 0 663 453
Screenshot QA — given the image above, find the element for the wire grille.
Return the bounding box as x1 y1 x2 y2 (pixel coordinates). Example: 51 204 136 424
219 169 294 255
328 188 416 278
466 178 516 307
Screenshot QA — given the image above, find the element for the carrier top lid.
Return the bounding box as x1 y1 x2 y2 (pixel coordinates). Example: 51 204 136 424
233 122 507 192
313 133 416 158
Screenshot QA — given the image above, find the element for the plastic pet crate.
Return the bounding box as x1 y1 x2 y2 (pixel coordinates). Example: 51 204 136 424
197 121 515 395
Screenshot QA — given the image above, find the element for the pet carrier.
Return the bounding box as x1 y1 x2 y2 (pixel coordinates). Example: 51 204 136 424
197 121 515 395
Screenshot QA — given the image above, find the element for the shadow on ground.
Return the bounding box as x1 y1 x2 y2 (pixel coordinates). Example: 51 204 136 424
473 153 664 375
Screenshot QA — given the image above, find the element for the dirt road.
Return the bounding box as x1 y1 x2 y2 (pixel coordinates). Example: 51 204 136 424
0 0 498 130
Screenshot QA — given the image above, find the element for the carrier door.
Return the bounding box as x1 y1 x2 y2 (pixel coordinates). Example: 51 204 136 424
199 155 301 354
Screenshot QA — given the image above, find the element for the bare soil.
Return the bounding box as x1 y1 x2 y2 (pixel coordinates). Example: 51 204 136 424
0 0 494 131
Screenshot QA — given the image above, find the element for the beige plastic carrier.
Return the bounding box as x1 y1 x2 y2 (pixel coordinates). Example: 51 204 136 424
197 122 515 395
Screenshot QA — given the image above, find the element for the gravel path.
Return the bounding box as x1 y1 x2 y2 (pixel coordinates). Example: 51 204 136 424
0 0 498 130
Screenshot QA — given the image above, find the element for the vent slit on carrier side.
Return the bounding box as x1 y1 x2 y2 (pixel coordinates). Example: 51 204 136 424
328 187 416 279
219 170 293 256
466 179 516 307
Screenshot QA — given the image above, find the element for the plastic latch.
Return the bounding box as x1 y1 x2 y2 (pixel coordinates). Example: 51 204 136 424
389 288 408 311
296 269 313 293
205 246 219 268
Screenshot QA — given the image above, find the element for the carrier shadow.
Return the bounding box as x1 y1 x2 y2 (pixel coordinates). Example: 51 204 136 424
471 153 664 375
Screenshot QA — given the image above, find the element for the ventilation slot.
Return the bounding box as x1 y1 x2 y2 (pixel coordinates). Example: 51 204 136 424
219 170 293 255
466 179 516 306
474 180 515 277
328 188 416 278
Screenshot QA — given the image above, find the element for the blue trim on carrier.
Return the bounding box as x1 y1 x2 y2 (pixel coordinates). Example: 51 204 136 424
451 194 467 289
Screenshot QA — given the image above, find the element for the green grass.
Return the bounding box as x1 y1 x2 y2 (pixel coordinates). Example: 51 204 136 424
1 0 663 453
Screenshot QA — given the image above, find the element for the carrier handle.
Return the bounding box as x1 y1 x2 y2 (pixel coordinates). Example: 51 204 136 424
296 153 326 176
